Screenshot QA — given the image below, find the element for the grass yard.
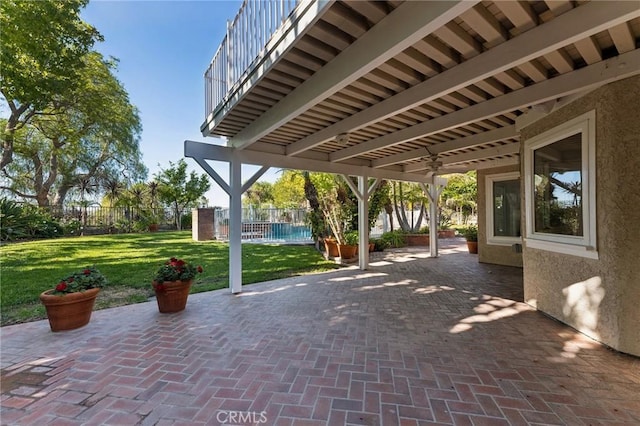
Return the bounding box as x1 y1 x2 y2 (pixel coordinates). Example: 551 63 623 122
0 231 338 326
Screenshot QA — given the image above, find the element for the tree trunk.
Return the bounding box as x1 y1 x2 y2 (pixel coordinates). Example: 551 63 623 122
53 183 73 208
412 205 426 232
1 102 35 171
393 182 410 231
174 202 182 230
383 201 394 232
302 171 324 241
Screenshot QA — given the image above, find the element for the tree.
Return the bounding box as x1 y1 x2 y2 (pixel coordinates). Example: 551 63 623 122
301 171 326 241
271 170 306 208
310 173 353 244
1 52 146 207
243 181 274 208
392 182 428 232
441 172 477 224
1 0 102 170
155 160 210 230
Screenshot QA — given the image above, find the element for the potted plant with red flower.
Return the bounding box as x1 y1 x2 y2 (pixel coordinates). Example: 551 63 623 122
152 257 203 313
39 267 107 332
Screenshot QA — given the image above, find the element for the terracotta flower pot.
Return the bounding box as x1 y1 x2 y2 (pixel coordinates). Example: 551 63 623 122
153 280 192 313
338 244 357 259
324 238 339 257
466 241 478 254
39 288 100 332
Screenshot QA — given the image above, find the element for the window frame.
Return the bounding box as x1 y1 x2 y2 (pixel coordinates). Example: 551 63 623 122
485 172 522 246
523 110 597 259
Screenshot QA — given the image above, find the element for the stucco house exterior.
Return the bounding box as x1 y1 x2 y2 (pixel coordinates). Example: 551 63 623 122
186 0 640 356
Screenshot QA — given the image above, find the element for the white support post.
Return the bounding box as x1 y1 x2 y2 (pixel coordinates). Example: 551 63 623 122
342 173 378 270
428 184 439 258
358 174 369 270
187 146 270 294
421 181 445 258
229 155 243 293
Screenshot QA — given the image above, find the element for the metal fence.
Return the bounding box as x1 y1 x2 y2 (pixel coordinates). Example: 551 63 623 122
44 205 189 233
41 205 476 238
214 207 312 242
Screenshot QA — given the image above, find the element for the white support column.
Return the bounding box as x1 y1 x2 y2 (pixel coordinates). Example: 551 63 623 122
229 155 243 293
341 173 380 270
188 149 270 294
358 174 369 270
428 184 439 258
421 181 445 258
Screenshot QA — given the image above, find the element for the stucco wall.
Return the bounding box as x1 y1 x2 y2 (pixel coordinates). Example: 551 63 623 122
520 75 640 356
477 165 523 267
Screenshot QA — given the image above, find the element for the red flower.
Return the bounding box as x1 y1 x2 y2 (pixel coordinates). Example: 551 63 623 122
169 259 185 268
68 277 74 283
197 266 203 273
83 269 91 275
56 282 67 292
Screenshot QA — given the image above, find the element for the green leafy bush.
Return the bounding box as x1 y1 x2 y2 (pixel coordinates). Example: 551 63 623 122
180 212 192 229
0 199 29 241
344 230 358 245
461 225 478 242
0 199 65 241
22 205 63 238
371 237 389 252
380 230 406 248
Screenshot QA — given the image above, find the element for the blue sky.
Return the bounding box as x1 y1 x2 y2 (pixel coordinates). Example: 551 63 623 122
82 0 279 207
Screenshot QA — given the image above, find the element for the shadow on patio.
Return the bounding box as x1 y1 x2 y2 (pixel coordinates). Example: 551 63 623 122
2 240 639 425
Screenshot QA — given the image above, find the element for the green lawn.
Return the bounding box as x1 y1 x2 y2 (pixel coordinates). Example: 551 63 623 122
0 231 338 326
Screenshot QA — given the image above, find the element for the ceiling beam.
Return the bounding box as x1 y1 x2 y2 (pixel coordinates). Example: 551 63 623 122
372 125 517 168
227 0 476 150
608 22 636 54
439 156 520 174
285 0 640 157
403 143 520 173
185 141 441 184
424 157 520 176
330 48 640 162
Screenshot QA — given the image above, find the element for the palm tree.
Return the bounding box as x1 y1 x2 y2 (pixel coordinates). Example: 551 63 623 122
147 181 159 209
76 176 96 234
103 178 124 233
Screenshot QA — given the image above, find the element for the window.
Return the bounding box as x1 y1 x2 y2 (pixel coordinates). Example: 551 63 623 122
524 110 597 258
486 172 521 245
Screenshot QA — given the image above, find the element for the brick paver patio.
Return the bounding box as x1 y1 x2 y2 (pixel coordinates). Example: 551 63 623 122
2 240 639 425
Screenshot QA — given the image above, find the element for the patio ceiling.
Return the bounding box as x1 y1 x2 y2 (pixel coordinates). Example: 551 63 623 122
200 0 640 178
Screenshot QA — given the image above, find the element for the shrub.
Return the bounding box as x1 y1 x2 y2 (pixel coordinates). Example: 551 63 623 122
371 237 389 252
180 212 192 229
344 230 358 245
380 230 406 248
22 205 63 238
461 225 478 242
0 199 29 241
59 217 82 236
0 199 64 241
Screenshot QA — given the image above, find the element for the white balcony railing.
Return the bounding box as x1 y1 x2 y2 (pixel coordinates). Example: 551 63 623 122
205 0 300 118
